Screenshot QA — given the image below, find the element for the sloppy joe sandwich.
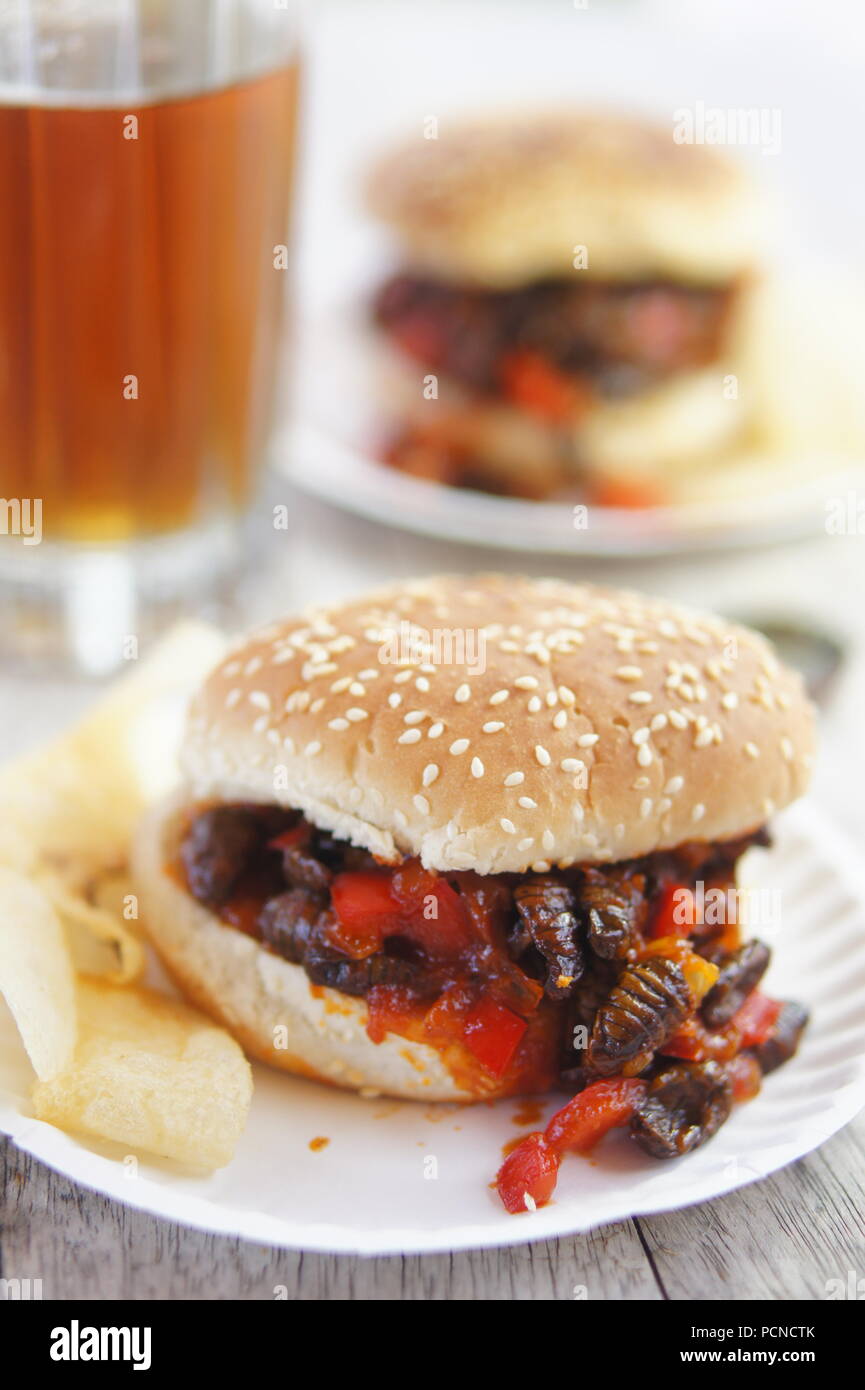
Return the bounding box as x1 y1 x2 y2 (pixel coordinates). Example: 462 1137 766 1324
368 112 768 502
133 575 814 1209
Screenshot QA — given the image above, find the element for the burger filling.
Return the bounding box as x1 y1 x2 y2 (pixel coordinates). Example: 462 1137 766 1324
373 273 739 501
176 803 807 1143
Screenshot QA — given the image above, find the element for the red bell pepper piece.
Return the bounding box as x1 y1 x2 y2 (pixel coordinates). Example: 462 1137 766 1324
496 1132 560 1214
391 861 475 957
648 883 695 939
590 477 666 510
499 350 589 424
731 990 782 1048
329 871 402 956
660 1016 739 1063
727 1052 763 1103
463 995 527 1077
544 1077 648 1154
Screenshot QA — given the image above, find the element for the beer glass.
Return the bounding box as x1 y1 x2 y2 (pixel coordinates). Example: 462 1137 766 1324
0 0 301 671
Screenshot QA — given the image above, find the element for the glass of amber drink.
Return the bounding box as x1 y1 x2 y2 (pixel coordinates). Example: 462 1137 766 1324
0 0 301 671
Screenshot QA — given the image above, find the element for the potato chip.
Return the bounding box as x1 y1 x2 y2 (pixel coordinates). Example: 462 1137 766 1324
0 867 76 1081
32 976 253 1169
41 878 145 985
0 621 225 981
0 621 225 883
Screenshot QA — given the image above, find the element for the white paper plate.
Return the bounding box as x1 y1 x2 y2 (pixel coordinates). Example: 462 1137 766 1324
2 798 865 1254
276 302 865 558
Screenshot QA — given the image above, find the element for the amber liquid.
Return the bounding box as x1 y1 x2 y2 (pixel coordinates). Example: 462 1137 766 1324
0 61 299 542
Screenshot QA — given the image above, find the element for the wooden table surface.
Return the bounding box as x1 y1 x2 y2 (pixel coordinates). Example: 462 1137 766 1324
2 491 864 1300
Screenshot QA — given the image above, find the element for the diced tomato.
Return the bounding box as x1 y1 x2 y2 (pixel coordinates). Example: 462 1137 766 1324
661 1016 739 1063
590 477 666 510
423 982 474 1044
731 991 782 1048
329 872 402 956
499 350 590 423
496 1131 560 1213
391 861 475 957
366 985 418 1045
727 1052 763 1103
463 995 527 1078
267 825 309 852
649 883 695 939
544 1077 648 1154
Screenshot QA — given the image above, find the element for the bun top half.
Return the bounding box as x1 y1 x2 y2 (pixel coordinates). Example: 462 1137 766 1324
367 110 768 289
180 575 814 875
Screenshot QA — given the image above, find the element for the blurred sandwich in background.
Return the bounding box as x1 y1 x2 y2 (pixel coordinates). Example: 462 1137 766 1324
367 109 864 508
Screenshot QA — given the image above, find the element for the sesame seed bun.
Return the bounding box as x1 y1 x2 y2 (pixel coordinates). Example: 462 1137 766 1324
367 111 769 289
177 575 815 874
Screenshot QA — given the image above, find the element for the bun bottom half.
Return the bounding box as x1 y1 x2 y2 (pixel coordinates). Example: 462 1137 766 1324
131 797 470 1102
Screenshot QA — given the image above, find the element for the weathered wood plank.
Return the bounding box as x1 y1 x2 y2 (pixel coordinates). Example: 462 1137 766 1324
636 1114 865 1301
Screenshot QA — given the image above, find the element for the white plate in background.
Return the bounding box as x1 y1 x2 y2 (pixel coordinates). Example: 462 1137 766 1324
2 799 865 1254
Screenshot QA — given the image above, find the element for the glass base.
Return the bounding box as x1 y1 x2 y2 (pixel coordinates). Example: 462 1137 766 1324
0 517 241 677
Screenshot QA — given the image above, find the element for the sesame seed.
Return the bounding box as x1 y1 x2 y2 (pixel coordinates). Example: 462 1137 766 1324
664 776 684 795
658 798 672 814
349 682 365 696
632 727 651 746
388 693 402 709
225 689 242 709
514 676 539 690
244 657 263 676
394 670 413 684
328 718 349 731
428 722 444 739
561 758 582 773
413 794 430 815
528 696 542 713
572 804 585 822
578 733 599 748
483 721 505 734
489 690 509 705
500 818 517 835
331 677 351 693
535 744 551 767
637 744 653 767
415 677 430 693
668 709 688 729
471 757 485 778
628 691 652 704
504 771 525 787
253 715 269 734
744 742 760 759
517 837 535 852
640 798 653 819
542 830 555 852
692 803 706 821
304 741 321 757
633 776 650 789
398 729 422 745
546 691 558 708
422 764 439 786
449 738 469 755
558 686 576 705
616 665 643 681
249 690 271 710
518 796 538 809
346 708 368 722
454 683 471 703
695 727 714 748
404 710 425 724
